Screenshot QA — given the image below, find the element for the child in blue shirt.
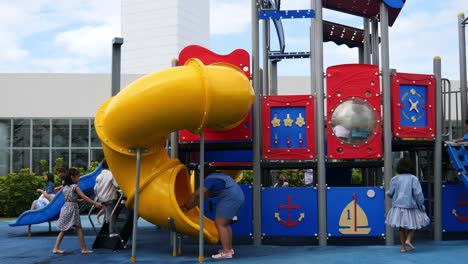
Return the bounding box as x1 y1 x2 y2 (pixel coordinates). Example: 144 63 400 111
181 164 244 259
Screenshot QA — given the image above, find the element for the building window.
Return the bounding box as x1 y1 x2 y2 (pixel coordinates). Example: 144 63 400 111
13 149 30 172
72 149 88 169
1 118 102 174
0 119 11 148
0 149 9 176
52 119 70 148
72 119 89 147
90 149 104 163
13 119 30 148
90 121 101 148
33 119 50 147
32 149 49 175
52 149 70 168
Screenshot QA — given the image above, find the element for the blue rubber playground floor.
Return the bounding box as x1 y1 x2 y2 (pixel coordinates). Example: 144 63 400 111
1 216 468 264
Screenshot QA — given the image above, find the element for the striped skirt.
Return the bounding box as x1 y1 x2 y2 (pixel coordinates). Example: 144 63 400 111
385 207 430 230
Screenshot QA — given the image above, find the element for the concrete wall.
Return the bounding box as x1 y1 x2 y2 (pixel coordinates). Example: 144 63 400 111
0 73 141 118
121 0 209 74
1 73 460 123
0 73 315 118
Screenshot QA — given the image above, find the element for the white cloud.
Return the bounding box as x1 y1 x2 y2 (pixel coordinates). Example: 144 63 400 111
0 0 120 73
1 0 467 78
210 0 251 35
388 0 468 80
55 24 121 59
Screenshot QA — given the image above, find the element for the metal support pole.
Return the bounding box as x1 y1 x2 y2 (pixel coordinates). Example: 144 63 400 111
198 132 205 262
380 3 393 246
433 57 443 241
270 61 278 95
311 0 327 246
262 18 270 96
363 18 371 64
130 148 143 263
170 59 179 160
458 13 467 123
371 18 380 66
111 37 124 96
358 47 364 64
251 0 262 246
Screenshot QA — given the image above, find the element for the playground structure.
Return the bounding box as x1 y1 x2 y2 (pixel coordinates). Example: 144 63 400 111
96 0 468 255
9 0 468 262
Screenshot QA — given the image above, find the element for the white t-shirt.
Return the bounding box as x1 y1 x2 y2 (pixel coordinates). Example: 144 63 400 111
94 169 119 203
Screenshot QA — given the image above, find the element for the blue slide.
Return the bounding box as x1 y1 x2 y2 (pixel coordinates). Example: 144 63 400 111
9 165 102 227
445 142 468 188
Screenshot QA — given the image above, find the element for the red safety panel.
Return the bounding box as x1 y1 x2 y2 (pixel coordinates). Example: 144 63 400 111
326 64 382 159
178 45 250 79
391 72 435 139
262 95 315 160
178 45 252 142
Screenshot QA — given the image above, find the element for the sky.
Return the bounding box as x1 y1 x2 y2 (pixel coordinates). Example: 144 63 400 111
0 0 467 80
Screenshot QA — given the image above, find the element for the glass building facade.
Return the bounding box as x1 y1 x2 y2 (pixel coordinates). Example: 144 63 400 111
0 118 103 175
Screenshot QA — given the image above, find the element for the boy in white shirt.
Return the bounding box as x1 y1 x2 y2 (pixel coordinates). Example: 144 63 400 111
94 159 119 237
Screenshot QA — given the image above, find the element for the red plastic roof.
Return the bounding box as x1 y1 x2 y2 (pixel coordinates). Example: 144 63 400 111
322 0 406 26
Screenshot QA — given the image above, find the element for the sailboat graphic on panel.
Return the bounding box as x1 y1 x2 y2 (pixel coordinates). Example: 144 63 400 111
338 193 371 234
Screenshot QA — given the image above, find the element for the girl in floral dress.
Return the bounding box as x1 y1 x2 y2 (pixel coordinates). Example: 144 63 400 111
53 168 101 254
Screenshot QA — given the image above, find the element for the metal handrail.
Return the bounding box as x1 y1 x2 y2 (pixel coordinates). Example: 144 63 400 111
87 204 98 235
111 190 125 221
87 190 124 236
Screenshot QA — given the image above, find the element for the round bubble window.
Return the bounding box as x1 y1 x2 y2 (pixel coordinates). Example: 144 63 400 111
330 99 377 145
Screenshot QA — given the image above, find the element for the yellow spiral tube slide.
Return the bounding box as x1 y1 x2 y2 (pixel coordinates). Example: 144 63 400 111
95 59 254 244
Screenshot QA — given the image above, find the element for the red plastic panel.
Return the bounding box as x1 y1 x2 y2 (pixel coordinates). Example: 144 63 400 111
178 45 252 142
178 45 250 79
326 64 382 160
179 112 252 142
262 95 315 160
391 72 435 139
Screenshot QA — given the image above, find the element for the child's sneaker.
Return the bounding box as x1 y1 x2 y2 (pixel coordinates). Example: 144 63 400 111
211 251 233 259
218 249 234 255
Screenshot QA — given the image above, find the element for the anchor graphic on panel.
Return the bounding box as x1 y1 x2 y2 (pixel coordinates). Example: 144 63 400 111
274 195 305 227
338 193 371 234
452 192 468 222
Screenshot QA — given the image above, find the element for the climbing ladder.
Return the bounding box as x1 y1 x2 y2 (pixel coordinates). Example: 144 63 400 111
91 193 134 251
445 142 468 188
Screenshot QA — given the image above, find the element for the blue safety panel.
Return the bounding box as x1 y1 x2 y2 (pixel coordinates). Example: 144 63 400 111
384 0 404 9
442 184 468 232
399 84 428 127
269 106 308 149
259 9 315 20
326 187 385 237
203 184 253 237
261 187 318 237
204 150 252 163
